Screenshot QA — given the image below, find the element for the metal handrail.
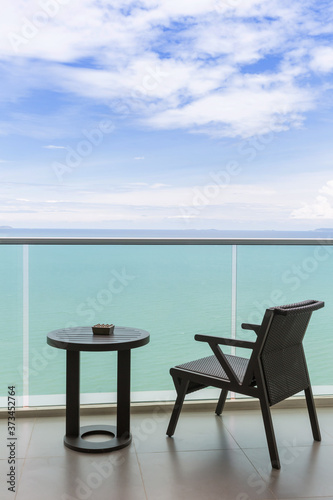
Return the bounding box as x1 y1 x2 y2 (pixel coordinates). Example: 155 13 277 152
1 237 333 245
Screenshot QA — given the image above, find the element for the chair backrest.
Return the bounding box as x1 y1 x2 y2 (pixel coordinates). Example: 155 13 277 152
258 300 324 406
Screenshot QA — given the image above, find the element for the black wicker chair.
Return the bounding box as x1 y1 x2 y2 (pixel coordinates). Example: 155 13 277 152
166 299 325 469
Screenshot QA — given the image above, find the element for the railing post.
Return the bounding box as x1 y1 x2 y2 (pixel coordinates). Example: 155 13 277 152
23 244 29 407
230 244 237 400
231 244 237 350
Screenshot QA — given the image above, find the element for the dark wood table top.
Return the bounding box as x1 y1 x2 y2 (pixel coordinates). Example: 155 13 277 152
47 326 150 352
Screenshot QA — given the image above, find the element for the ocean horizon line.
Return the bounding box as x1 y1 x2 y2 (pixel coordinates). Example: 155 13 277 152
1 227 333 238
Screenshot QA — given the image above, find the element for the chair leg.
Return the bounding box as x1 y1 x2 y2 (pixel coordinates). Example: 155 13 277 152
259 398 280 469
215 389 228 416
304 386 321 441
166 378 189 437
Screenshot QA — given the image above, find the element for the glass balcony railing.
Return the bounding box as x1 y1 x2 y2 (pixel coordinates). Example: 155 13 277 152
0 237 332 408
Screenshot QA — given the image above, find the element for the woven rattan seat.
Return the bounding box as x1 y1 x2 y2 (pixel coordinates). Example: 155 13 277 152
166 299 324 469
176 354 250 384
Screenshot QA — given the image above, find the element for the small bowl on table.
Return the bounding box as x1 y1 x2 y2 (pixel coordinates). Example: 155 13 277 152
92 324 115 335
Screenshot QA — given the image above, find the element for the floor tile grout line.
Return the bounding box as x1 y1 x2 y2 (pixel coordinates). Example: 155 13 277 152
239 447 280 500
217 414 279 500
216 413 248 451
133 443 149 500
15 417 37 499
15 457 26 500
220 410 307 500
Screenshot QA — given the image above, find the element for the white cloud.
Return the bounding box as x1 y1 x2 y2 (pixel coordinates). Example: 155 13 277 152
0 180 279 212
290 179 333 219
310 46 333 73
145 75 314 137
43 145 66 149
1 170 329 228
127 182 148 186
291 195 333 219
0 0 331 140
321 180 333 196
150 183 170 189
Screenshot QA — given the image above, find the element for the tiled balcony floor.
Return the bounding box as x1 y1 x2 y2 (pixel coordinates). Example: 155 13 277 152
1 406 333 500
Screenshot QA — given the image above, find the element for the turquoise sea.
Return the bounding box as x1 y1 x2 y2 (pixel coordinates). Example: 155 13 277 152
1 228 333 404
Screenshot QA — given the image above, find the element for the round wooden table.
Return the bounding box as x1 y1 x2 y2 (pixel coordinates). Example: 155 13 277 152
47 326 150 453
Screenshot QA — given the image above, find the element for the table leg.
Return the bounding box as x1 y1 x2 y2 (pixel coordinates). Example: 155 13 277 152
117 349 131 440
66 350 80 437
64 348 132 452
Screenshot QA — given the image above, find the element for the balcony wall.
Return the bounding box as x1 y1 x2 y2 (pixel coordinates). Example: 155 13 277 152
0 238 332 408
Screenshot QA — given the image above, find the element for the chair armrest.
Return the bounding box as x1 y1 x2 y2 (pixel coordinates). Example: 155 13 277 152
241 323 261 335
195 334 255 350
194 334 255 386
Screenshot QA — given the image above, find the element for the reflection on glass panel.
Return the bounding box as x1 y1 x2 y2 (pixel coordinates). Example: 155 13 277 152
236 245 333 391
29 245 232 401
0 246 23 403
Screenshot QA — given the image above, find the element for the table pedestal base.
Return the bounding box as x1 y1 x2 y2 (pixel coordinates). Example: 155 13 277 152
64 425 132 453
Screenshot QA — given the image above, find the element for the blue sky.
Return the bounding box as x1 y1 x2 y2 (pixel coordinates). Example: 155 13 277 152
1 0 333 230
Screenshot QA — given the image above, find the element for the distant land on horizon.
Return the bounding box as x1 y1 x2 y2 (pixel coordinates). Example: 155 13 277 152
1 227 333 238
